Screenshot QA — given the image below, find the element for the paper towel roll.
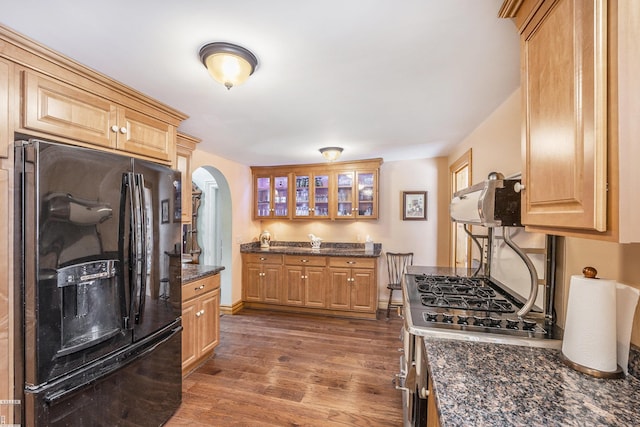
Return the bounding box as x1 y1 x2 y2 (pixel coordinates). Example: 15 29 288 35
616 283 640 374
562 275 618 373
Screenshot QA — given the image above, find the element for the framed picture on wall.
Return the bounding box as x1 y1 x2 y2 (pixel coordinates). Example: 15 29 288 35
161 199 170 224
402 191 427 220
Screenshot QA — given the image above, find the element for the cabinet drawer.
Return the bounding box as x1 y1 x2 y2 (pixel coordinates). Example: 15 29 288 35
243 253 283 264
284 254 327 267
182 274 220 301
328 257 376 269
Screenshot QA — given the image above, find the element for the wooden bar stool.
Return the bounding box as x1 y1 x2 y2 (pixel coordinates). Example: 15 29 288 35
386 252 413 319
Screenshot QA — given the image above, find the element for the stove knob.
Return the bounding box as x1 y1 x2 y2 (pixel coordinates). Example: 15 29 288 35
442 313 454 324
488 317 502 328
473 316 486 327
505 318 520 330
522 319 537 331
425 311 438 322
457 315 469 325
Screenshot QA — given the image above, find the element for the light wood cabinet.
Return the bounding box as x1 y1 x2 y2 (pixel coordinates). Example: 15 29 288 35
501 0 640 242
176 133 200 223
255 173 291 219
426 373 440 427
0 58 12 158
283 255 327 307
21 69 177 162
242 253 284 303
182 274 221 376
327 257 377 312
242 252 378 318
251 158 382 221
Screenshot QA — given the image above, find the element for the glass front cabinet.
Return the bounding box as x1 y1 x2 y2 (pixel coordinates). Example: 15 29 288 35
251 158 381 221
334 170 378 219
254 174 290 219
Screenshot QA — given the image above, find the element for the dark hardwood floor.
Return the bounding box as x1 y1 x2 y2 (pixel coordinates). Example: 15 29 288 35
166 309 404 427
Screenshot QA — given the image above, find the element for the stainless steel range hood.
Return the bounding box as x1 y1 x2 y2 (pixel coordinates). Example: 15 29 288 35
449 172 522 227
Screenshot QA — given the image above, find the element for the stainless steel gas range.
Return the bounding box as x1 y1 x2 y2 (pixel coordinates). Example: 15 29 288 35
395 174 564 427
397 266 563 427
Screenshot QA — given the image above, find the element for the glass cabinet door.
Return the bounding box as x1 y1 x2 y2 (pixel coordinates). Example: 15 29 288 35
313 174 330 218
273 175 289 217
294 174 311 217
356 171 376 218
256 176 271 218
336 172 355 218
255 175 289 218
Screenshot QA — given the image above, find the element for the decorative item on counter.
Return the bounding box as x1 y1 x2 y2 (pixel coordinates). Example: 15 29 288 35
365 235 374 253
308 234 322 249
561 266 640 378
259 230 271 249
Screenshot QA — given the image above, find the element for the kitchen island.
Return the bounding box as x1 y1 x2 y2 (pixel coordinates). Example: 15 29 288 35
425 337 640 426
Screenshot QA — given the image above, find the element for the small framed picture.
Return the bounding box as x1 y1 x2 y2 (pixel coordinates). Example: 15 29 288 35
161 199 170 224
402 191 427 220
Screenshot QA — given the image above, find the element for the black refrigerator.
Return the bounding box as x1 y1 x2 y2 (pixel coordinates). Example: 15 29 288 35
14 139 183 426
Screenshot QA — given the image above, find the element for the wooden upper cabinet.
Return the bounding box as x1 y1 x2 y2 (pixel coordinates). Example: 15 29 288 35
21 69 176 162
502 0 640 242
0 58 12 158
520 0 607 231
252 158 382 221
22 70 115 149
115 107 175 161
176 133 200 223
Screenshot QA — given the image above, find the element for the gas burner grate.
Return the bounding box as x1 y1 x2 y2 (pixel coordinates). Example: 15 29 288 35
420 294 514 313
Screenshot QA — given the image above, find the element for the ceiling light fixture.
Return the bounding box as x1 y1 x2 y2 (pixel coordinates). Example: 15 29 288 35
199 42 258 90
319 147 344 162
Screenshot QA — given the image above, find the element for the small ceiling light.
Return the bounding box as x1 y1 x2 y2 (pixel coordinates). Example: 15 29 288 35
319 147 343 162
199 42 258 90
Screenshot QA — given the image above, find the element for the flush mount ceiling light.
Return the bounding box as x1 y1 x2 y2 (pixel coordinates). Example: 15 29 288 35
199 42 258 90
319 147 343 162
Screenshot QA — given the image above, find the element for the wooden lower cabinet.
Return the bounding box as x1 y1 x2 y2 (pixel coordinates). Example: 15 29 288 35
242 253 377 318
283 255 327 307
182 273 220 376
427 374 440 427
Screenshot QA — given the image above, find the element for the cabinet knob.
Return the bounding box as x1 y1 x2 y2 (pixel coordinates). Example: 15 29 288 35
301 259 309 263
347 261 356 265
119 126 128 134
195 284 205 291
111 125 119 133
514 182 525 192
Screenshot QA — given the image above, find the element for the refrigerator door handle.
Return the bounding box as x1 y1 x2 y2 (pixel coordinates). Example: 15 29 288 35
135 173 148 323
127 172 143 326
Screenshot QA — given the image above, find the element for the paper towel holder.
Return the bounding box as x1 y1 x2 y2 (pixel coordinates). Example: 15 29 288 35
560 266 624 379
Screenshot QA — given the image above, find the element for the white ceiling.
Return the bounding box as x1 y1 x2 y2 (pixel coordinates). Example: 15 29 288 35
1 0 519 166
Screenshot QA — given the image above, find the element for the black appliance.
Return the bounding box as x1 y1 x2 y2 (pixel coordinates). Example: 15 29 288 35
14 139 182 426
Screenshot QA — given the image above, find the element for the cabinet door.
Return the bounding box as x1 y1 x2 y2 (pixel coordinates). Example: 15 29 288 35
521 0 607 231
351 269 376 312
116 107 174 161
263 264 282 303
293 174 312 218
335 172 355 219
199 288 220 355
328 268 351 310
304 266 327 308
0 58 11 158
356 171 378 218
22 70 115 148
284 265 305 306
255 175 272 218
244 263 263 302
312 173 330 219
273 175 290 218
181 298 198 372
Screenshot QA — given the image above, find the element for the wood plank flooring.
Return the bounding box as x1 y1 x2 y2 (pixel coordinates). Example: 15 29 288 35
166 309 404 427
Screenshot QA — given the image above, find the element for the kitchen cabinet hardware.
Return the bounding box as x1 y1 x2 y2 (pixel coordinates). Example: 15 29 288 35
195 284 205 291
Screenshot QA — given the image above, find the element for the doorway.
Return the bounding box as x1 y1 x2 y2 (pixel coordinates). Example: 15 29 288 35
449 149 472 269
192 166 233 307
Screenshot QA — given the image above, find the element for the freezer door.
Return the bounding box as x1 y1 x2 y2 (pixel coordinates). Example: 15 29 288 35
130 159 182 341
17 140 132 386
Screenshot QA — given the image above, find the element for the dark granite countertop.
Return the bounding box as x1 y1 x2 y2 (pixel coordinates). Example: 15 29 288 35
240 241 382 258
181 264 225 283
425 337 640 426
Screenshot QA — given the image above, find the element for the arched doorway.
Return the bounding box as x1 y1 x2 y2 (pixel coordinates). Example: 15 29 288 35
192 166 233 308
